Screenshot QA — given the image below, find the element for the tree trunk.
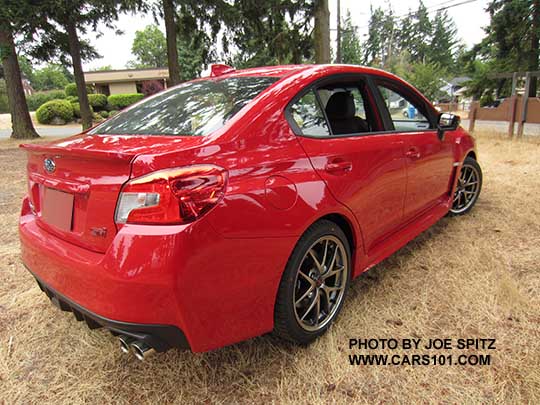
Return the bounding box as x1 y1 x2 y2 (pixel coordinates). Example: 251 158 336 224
163 0 181 85
0 21 39 139
65 20 92 130
529 0 539 97
336 0 341 63
314 0 330 64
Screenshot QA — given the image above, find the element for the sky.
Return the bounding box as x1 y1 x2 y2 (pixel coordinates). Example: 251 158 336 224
82 0 491 71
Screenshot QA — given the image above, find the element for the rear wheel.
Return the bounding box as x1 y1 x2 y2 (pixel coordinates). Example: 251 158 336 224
273 220 351 344
449 156 482 215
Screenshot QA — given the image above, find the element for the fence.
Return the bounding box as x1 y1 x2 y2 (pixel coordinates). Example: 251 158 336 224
468 71 540 137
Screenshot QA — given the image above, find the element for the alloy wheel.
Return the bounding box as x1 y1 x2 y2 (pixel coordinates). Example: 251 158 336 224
450 163 480 214
293 235 349 332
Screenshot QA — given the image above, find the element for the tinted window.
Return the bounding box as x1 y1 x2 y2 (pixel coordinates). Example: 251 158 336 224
317 87 367 120
378 85 432 131
91 77 279 136
316 86 372 135
290 91 330 137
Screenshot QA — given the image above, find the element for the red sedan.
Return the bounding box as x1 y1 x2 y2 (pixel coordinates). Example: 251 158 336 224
19 64 482 359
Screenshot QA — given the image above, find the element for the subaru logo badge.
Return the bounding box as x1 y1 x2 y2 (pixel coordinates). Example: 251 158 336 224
44 158 56 173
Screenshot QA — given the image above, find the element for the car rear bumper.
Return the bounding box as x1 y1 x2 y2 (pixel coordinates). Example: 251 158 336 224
19 197 296 352
30 268 189 352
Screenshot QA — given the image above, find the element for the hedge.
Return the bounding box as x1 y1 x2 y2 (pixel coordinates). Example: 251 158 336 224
88 93 108 110
36 99 74 124
107 93 144 110
66 95 78 103
27 90 66 111
99 110 109 119
65 83 96 98
71 102 93 118
64 83 77 97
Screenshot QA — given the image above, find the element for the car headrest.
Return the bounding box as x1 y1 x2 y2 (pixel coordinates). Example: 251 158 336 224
325 92 355 120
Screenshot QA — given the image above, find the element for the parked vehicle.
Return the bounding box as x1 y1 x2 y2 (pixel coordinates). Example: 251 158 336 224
19 64 482 359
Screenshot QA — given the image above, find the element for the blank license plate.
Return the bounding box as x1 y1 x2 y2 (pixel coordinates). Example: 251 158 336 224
41 187 74 231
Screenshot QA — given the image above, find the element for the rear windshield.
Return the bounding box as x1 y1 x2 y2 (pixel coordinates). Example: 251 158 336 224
91 76 279 136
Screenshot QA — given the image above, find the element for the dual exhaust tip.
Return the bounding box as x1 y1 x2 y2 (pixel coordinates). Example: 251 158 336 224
118 335 155 361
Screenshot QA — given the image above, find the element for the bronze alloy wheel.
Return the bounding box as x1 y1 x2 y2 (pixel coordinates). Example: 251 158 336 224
450 159 482 215
292 235 349 332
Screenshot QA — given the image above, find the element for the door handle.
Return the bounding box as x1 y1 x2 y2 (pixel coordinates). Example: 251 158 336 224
325 159 352 174
405 148 421 159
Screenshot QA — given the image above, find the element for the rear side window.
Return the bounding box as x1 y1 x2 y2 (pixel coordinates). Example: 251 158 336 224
91 77 279 136
290 91 330 137
377 84 432 131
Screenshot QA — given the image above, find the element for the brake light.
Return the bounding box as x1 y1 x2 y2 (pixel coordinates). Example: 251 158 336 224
115 165 228 225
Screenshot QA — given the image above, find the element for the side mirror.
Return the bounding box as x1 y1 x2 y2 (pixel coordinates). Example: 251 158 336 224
437 113 460 140
438 113 460 130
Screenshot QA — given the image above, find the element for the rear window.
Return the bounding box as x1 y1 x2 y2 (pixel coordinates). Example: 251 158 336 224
91 76 279 136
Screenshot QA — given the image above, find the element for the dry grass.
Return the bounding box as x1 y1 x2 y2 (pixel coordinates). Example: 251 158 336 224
0 132 539 404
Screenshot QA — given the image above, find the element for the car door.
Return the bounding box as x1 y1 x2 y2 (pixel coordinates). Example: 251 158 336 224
288 75 408 254
374 80 455 222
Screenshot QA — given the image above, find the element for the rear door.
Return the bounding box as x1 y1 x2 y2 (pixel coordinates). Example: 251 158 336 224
290 75 408 254
374 80 455 222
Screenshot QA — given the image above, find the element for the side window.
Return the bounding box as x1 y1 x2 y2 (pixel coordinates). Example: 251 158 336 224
317 86 371 135
290 91 330 137
378 85 432 131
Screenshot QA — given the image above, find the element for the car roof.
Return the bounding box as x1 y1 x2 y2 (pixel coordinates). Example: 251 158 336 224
221 64 408 86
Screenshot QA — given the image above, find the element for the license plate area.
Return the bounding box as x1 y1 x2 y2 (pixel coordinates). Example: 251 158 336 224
41 187 74 232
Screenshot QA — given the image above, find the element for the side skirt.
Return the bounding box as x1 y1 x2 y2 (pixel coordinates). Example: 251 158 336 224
353 197 451 278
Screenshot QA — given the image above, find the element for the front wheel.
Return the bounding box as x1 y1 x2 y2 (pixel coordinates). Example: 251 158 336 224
449 156 482 215
273 220 351 344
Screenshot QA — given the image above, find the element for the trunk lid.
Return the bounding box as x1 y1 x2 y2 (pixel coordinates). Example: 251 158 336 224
22 134 207 253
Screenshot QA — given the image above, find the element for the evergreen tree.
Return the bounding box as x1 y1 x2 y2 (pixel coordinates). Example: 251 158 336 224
31 0 142 130
428 11 458 71
0 1 39 139
410 1 432 63
462 0 539 98
363 6 385 66
340 10 362 65
224 0 315 68
397 11 415 55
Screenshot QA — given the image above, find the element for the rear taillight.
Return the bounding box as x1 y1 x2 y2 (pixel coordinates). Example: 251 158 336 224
115 165 228 225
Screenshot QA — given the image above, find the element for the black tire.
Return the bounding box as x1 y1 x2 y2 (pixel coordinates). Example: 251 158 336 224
273 220 351 344
449 156 482 216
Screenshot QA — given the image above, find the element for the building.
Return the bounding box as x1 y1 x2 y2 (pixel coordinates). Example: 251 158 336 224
83 67 169 95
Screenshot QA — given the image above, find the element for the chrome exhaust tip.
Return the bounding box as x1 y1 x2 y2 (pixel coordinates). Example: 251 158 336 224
130 340 155 361
118 335 135 354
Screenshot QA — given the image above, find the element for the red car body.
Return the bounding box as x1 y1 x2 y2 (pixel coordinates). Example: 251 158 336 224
19 65 476 353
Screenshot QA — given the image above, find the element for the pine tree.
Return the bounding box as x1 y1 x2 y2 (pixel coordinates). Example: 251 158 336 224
410 1 432 63
340 10 362 65
363 6 385 66
428 11 458 71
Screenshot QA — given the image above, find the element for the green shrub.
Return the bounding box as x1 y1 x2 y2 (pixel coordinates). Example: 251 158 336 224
0 80 8 114
26 90 67 111
88 93 108 110
107 93 144 110
99 110 109 119
36 99 74 124
64 83 77 97
71 102 93 118
109 110 119 117
66 95 78 103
